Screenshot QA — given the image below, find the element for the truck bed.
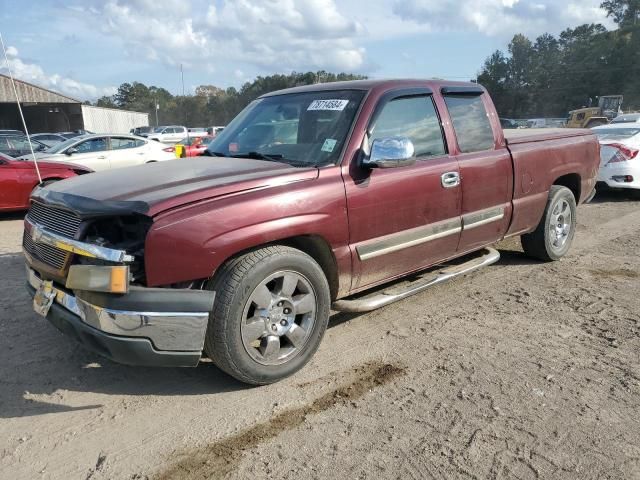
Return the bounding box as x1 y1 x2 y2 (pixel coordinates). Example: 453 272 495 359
504 128 593 145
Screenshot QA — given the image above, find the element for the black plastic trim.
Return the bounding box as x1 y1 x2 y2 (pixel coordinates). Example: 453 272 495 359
31 189 149 218
28 285 201 367
75 286 215 313
440 86 484 95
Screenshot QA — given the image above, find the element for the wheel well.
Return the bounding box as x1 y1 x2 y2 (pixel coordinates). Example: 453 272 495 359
553 173 581 203
280 235 339 301
214 235 340 301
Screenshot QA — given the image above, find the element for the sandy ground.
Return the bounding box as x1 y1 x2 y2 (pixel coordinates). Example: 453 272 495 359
1 191 639 480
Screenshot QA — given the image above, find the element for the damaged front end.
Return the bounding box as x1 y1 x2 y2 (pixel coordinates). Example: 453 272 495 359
23 189 213 367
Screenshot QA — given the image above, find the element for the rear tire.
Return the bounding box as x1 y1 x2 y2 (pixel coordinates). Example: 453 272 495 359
521 186 577 261
204 245 330 385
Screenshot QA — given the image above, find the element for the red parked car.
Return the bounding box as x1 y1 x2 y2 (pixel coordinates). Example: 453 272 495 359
0 153 91 211
164 135 214 157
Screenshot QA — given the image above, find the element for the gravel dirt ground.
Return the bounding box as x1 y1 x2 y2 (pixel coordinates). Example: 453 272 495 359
1 191 639 480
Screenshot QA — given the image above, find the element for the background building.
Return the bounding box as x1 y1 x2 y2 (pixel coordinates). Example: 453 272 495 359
0 74 148 133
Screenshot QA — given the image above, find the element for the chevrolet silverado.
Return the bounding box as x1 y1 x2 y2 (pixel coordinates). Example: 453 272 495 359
24 79 600 385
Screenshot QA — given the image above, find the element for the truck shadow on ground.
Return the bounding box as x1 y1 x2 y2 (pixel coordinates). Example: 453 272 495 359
590 189 640 204
1 202 601 420
0 252 371 419
0 212 25 222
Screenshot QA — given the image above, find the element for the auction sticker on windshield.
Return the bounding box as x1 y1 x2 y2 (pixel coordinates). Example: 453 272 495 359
307 99 349 111
321 139 338 152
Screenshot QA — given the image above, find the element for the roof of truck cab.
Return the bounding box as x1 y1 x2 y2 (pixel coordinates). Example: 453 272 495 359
260 79 484 97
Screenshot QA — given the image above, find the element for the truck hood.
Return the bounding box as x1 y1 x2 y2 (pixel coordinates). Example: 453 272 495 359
33 157 318 217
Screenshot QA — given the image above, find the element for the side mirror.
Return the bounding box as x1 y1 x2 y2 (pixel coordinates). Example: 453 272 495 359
66 147 78 155
362 136 416 169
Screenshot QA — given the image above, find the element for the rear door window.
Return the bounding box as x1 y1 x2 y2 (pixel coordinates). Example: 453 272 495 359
76 138 107 153
370 96 446 159
444 94 495 153
110 137 138 150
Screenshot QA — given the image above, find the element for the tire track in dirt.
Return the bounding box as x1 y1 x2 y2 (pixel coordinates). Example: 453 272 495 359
154 362 405 480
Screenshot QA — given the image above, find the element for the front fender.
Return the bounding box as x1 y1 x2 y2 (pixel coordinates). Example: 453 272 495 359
143 168 350 290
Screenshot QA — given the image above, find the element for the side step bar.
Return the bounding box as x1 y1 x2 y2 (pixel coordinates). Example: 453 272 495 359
332 248 500 313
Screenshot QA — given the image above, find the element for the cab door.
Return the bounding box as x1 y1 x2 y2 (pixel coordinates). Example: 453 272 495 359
345 91 461 290
66 137 110 171
441 89 513 253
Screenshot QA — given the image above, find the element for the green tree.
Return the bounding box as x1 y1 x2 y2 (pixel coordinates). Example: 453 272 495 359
91 71 366 126
601 0 640 26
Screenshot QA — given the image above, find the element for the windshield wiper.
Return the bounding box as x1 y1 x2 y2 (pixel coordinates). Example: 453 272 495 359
230 151 285 162
231 152 309 166
203 151 227 157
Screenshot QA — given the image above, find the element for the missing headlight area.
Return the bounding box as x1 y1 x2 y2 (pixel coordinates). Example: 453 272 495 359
79 215 152 285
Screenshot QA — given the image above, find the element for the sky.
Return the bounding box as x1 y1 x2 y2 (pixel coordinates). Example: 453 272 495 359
0 0 614 101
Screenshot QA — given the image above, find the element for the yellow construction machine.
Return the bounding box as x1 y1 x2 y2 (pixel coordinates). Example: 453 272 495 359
567 95 623 128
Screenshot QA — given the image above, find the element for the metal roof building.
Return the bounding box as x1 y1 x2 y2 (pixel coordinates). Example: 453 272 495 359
0 74 148 133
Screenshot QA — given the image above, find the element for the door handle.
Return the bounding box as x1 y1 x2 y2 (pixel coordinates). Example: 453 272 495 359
441 172 460 188
97 155 107 159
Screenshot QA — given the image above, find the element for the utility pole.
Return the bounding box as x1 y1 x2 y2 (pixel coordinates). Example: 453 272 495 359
180 64 188 131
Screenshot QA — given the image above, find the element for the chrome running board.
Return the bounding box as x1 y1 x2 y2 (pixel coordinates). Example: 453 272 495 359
332 248 500 313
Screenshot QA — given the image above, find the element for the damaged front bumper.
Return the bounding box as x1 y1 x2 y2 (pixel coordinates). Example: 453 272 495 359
26 266 213 367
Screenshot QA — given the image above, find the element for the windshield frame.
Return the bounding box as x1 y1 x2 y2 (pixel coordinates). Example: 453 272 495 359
206 89 368 167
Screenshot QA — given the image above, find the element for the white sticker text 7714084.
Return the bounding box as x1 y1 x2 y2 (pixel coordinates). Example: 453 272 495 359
307 99 349 111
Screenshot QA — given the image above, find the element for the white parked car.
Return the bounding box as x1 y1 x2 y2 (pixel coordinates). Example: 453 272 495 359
147 126 188 143
30 133 69 148
592 124 640 195
611 113 640 124
17 134 175 171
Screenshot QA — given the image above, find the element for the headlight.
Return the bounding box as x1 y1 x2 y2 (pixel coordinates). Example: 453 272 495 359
66 265 129 293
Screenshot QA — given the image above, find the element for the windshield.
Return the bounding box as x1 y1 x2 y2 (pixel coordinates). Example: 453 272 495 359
154 126 165 133
593 127 640 141
206 90 365 166
46 136 84 153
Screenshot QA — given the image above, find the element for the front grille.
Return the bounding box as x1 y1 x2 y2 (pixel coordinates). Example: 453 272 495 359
23 230 68 270
27 202 81 239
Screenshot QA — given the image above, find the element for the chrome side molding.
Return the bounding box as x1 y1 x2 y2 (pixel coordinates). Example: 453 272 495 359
462 206 505 230
333 247 500 313
356 218 462 261
355 206 505 262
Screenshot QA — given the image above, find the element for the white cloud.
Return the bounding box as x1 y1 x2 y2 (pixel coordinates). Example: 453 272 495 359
391 0 610 36
1 46 117 100
38 0 613 90
73 0 612 76
75 0 366 73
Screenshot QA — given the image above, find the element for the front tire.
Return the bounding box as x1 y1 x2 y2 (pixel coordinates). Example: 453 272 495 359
204 245 330 385
521 185 577 261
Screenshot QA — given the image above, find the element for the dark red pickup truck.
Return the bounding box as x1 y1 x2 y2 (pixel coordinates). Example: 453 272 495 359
24 79 599 384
